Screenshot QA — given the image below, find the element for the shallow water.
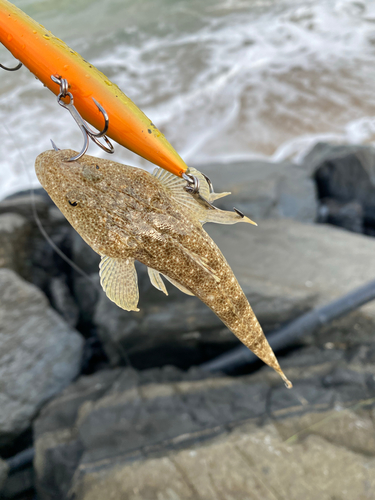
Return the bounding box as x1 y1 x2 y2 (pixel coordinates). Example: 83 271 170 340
1 0 375 198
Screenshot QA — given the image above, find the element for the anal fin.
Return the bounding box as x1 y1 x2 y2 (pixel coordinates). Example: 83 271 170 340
99 256 140 311
148 267 194 296
148 267 168 295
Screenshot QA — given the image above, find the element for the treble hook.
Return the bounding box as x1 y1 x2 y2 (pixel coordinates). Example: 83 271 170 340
0 61 22 71
50 75 115 161
182 172 219 210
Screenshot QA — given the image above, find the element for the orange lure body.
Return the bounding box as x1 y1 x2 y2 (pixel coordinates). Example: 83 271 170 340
0 0 188 177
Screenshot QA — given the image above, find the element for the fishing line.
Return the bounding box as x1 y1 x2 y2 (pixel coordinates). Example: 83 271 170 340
2 123 133 369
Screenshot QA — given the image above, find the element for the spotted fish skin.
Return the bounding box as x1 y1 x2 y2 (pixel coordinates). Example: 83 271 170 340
35 149 292 388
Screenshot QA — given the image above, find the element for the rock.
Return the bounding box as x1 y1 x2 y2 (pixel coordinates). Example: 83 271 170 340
208 219 375 316
304 142 375 231
0 191 50 225
317 198 363 233
33 351 375 500
49 276 80 328
73 274 100 327
94 218 375 367
71 425 375 500
0 269 84 445
0 467 34 499
0 457 9 492
71 232 101 276
195 159 318 223
0 213 31 277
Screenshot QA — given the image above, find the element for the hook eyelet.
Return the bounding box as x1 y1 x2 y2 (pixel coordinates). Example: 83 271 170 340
50 75 115 161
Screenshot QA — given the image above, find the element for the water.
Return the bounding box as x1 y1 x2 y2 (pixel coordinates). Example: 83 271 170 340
1 0 375 198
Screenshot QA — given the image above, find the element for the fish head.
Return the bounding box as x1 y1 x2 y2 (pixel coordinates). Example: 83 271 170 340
35 149 140 255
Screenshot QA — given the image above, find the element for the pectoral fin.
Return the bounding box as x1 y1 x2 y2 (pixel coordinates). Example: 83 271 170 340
99 256 140 311
148 267 168 296
152 166 256 226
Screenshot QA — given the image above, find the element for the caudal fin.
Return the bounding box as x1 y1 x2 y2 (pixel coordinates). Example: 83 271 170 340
240 321 292 389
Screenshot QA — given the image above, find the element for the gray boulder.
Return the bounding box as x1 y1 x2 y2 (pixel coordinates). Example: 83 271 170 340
33 345 375 500
94 218 375 366
195 159 317 223
0 213 31 278
0 269 84 445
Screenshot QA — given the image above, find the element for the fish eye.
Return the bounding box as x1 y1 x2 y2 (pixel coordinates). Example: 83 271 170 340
66 189 86 207
96 165 100 170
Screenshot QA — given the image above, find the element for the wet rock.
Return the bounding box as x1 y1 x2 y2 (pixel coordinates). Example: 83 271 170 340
0 191 50 225
0 213 31 278
1 467 34 499
71 232 100 276
317 198 363 233
0 457 9 491
304 142 375 232
73 274 100 326
196 159 318 223
33 354 375 500
0 269 84 445
49 276 80 328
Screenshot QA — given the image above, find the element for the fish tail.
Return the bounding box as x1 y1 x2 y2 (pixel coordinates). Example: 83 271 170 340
241 322 293 389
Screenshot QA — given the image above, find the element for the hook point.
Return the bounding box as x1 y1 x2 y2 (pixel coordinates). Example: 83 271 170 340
50 140 60 151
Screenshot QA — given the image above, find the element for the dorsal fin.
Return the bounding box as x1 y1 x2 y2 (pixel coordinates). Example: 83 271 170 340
152 166 256 226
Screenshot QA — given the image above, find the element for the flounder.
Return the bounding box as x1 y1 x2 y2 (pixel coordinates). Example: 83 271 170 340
35 150 292 388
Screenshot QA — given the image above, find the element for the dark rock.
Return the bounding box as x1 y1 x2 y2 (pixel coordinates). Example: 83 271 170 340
80 335 110 375
71 232 100 276
304 142 375 232
73 274 100 326
49 276 80 328
317 198 363 233
0 269 84 445
0 192 49 225
0 457 9 492
0 466 34 499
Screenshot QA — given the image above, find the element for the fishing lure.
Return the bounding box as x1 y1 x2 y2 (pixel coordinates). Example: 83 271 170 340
35 149 292 388
0 0 188 176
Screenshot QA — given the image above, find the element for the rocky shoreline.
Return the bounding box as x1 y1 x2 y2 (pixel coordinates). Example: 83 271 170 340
1 143 375 499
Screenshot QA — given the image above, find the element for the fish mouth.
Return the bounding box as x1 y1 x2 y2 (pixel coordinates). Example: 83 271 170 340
35 149 80 189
